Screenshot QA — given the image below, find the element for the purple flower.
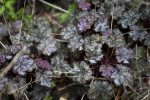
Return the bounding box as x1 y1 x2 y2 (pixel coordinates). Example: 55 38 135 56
0 52 5 66
78 1 91 11
77 18 90 32
99 64 116 78
35 58 50 69
102 29 111 37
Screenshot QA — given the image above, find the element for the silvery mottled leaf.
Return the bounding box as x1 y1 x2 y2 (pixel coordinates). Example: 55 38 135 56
28 16 50 33
0 77 8 91
70 61 92 84
95 18 109 32
111 64 133 86
68 34 84 51
100 29 125 47
84 34 103 63
36 69 53 87
10 31 26 45
118 10 139 28
8 43 24 54
11 17 51 46
13 55 36 75
115 47 134 63
112 4 125 19
61 24 79 40
129 25 148 41
88 81 113 100
98 2 112 18
51 55 71 76
78 9 100 25
37 34 57 56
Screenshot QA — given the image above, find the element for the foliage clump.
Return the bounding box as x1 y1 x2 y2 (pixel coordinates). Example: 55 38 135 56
70 61 92 84
0 0 150 99
111 64 133 86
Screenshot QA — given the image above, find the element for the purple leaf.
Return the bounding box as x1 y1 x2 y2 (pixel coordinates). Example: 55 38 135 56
101 29 111 37
77 18 91 32
99 64 116 78
35 58 50 69
78 1 91 11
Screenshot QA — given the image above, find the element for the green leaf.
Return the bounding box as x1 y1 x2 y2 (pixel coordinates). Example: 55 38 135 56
0 0 4 3
50 81 56 88
43 97 53 100
0 6 5 16
58 3 76 23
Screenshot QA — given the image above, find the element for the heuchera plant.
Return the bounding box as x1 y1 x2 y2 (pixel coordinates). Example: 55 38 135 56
0 0 149 99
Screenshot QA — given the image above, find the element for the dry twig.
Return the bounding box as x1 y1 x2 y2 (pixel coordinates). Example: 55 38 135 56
38 0 69 13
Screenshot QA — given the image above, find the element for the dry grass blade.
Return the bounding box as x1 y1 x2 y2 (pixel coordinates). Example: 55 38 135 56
0 41 7 49
24 92 30 100
38 0 69 13
18 0 26 43
110 1 114 35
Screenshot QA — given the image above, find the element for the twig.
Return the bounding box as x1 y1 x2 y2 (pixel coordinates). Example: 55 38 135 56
38 0 69 13
21 28 65 36
0 41 7 49
128 85 140 96
44 13 63 28
55 39 68 42
147 44 149 64
0 46 27 79
141 90 150 100
31 0 36 16
81 93 86 100
50 33 64 36
135 44 142 89
18 0 26 43
12 75 110 93
109 48 115 59
24 92 30 100
110 1 114 35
